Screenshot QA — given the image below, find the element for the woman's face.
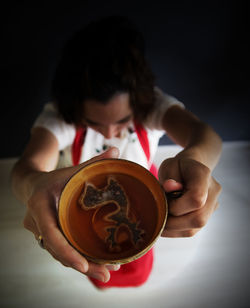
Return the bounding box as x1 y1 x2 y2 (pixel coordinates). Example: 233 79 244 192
82 93 133 139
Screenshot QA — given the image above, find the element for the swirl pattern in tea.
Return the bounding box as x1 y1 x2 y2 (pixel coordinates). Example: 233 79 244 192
78 176 145 252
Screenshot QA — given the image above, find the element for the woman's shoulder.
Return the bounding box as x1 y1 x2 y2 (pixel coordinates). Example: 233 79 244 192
153 86 184 107
33 102 76 150
143 86 184 130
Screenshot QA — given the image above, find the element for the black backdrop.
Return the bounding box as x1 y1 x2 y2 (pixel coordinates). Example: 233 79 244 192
1 0 249 158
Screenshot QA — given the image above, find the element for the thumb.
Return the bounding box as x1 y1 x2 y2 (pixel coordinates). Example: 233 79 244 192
163 179 183 193
98 146 120 159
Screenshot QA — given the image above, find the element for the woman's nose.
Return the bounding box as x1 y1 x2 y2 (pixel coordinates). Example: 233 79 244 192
101 125 118 139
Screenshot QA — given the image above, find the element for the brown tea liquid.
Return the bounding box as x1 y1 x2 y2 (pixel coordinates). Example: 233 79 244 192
67 173 158 261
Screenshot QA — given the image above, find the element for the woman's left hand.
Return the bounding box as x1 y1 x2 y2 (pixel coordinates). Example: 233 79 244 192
158 157 222 237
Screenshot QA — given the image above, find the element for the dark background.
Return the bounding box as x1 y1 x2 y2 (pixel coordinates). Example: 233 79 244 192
1 0 249 158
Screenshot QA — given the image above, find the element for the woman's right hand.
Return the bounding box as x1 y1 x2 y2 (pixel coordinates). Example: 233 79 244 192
22 147 120 282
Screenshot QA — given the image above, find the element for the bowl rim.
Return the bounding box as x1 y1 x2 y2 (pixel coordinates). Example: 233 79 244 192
58 158 168 264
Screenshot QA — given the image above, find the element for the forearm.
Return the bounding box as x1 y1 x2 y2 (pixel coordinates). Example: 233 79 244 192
176 122 222 170
11 159 46 204
163 106 222 171
11 127 60 204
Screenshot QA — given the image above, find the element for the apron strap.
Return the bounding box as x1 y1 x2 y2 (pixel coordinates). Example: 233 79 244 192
71 127 86 166
134 121 158 178
133 121 150 162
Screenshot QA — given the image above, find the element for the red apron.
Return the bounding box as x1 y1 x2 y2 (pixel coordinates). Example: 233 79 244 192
72 123 158 288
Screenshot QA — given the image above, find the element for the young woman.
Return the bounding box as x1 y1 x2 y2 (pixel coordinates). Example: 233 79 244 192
11 16 222 288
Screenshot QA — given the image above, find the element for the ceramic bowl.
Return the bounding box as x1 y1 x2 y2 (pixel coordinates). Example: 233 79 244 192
58 158 167 264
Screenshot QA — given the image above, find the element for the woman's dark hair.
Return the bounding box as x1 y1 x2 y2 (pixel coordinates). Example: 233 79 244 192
51 15 155 126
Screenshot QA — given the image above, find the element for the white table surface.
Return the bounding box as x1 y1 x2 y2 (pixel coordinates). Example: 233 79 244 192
0 142 249 308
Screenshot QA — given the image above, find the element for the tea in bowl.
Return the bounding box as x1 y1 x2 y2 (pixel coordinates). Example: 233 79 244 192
58 159 167 265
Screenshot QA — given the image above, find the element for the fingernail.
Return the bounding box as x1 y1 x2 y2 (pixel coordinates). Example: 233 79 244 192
109 147 120 157
106 264 121 271
89 272 106 282
168 179 177 183
73 262 88 273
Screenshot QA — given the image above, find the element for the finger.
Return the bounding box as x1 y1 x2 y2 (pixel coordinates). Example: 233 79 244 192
36 208 120 281
36 236 77 269
34 208 119 280
99 146 120 159
169 160 211 216
76 147 120 171
164 210 208 232
165 198 215 232
163 179 221 235
33 198 89 275
162 228 199 238
163 179 183 193
85 263 120 283
41 225 89 274
158 159 184 200
23 212 39 236
158 158 182 184
23 212 71 267
86 262 112 283
105 264 121 271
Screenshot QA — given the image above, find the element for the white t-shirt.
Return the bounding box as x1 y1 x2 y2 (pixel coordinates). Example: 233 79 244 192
33 87 184 169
